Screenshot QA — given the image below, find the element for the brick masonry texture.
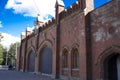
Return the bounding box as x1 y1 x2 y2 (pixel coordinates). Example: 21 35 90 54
16 0 120 80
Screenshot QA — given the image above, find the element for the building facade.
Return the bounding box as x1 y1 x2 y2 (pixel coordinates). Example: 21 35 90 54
16 0 120 80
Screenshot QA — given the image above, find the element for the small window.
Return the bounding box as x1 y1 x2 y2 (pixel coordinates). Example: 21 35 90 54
62 49 68 68
71 48 79 69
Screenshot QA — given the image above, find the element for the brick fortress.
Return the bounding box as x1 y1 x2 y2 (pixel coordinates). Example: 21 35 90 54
16 0 120 80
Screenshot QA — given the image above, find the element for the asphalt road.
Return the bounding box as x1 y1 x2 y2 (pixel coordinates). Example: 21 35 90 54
0 70 60 80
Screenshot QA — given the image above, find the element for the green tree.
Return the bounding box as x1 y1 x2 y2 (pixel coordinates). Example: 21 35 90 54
0 44 6 65
8 42 20 66
0 33 3 42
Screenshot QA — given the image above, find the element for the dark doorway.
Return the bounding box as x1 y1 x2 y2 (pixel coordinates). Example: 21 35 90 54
40 47 52 74
28 51 35 72
104 54 118 80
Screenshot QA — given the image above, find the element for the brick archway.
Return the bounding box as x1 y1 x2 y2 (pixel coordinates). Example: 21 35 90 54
28 51 35 72
26 46 36 72
40 46 52 74
37 40 53 74
97 45 120 79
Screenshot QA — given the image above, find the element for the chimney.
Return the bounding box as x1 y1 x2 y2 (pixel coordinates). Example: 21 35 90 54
21 32 25 40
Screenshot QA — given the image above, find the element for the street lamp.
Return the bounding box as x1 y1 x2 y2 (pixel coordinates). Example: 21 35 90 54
5 48 8 66
15 43 17 59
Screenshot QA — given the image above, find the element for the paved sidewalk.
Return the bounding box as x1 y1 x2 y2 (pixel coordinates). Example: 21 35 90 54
0 70 61 80
0 65 8 70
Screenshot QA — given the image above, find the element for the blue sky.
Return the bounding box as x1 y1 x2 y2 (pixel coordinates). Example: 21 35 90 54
0 0 110 48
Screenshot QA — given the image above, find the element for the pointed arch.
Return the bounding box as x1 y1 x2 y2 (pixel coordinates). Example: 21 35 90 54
71 43 79 50
61 46 69 75
62 47 69 68
26 46 36 57
96 45 120 79
37 39 53 74
97 45 120 65
26 46 36 72
71 43 79 77
38 39 53 55
71 48 79 69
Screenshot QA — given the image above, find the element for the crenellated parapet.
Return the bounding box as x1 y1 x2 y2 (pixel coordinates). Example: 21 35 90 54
21 0 94 41
59 1 82 20
39 18 55 31
21 1 81 41
21 17 55 40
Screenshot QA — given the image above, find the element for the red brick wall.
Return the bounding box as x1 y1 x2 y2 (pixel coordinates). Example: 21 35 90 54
20 41 25 70
17 0 120 79
24 24 57 77
90 0 120 79
37 25 57 77
60 10 87 79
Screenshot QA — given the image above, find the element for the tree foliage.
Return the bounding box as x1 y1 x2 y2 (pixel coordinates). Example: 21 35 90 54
0 33 3 42
8 42 20 65
0 36 20 65
0 44 6 65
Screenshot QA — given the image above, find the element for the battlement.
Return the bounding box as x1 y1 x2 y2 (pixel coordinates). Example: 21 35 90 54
21 32 34 42
60 1 82 20
38 1 82 31
22 0 94 41
40 18 55 30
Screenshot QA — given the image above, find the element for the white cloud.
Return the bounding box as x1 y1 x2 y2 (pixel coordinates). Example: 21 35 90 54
27 26 34 32
0 21 3 28
1 33 20 49
5 0 64 22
